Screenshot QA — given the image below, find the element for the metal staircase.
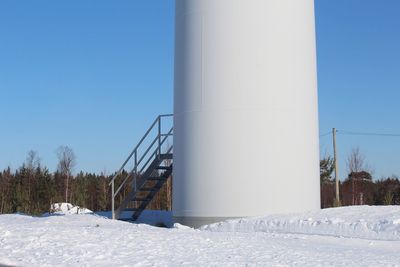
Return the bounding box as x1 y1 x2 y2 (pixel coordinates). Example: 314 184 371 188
109 114 173 221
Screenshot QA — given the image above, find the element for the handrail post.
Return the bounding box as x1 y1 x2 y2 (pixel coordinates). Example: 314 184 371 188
134 152 137 191
111 180 115 219
134 151 137 168
158 116 161 157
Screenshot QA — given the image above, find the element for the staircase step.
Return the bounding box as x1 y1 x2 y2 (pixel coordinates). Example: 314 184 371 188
133 197 151 202
147 176 167 181
155 166 171 170
124 208 140 212
160 153 173 160
140 187 161 192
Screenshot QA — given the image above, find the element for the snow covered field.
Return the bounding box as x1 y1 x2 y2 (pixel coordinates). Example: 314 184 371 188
1 206 400 266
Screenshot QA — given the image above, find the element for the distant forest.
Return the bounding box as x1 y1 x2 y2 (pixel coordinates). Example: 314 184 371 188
0 147 398 215
0 148 171 215
320 148 400 207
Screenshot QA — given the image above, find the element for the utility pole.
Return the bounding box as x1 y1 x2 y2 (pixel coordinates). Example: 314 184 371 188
332 128 340 204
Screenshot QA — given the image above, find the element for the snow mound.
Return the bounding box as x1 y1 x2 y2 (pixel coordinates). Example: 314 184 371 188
173 223 193 230
201 206 400 241
45 203 92 215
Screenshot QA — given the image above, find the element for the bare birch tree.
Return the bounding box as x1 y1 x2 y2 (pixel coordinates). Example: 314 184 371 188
57 146 76 203
346 147 372 174
346 147 373 205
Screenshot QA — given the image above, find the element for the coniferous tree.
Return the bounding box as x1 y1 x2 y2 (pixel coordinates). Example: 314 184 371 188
320 156 335 208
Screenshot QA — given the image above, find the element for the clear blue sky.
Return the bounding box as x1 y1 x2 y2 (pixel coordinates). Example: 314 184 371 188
1 0 399 179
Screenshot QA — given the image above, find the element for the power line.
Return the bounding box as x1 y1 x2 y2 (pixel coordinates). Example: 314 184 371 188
320 132 331 137
338 130 400 137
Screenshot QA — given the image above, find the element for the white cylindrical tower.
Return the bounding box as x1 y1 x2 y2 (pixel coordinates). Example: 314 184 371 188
173 0 320 227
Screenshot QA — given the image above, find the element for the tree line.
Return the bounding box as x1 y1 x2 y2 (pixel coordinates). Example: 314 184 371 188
320 147 400 208
0 146 398 215
0 147 171 215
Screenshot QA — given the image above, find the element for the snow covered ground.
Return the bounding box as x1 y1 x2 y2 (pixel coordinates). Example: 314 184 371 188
1 206 400 266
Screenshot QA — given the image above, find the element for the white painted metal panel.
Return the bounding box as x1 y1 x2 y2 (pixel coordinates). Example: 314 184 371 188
173 0 320 227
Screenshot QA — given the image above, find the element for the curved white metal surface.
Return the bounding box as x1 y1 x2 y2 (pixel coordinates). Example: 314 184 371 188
173 0 320 227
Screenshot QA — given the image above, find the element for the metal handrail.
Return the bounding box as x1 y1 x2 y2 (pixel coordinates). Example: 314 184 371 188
110 114 173 219
114 127 173 197
139 127 173 174
109 114 173 186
